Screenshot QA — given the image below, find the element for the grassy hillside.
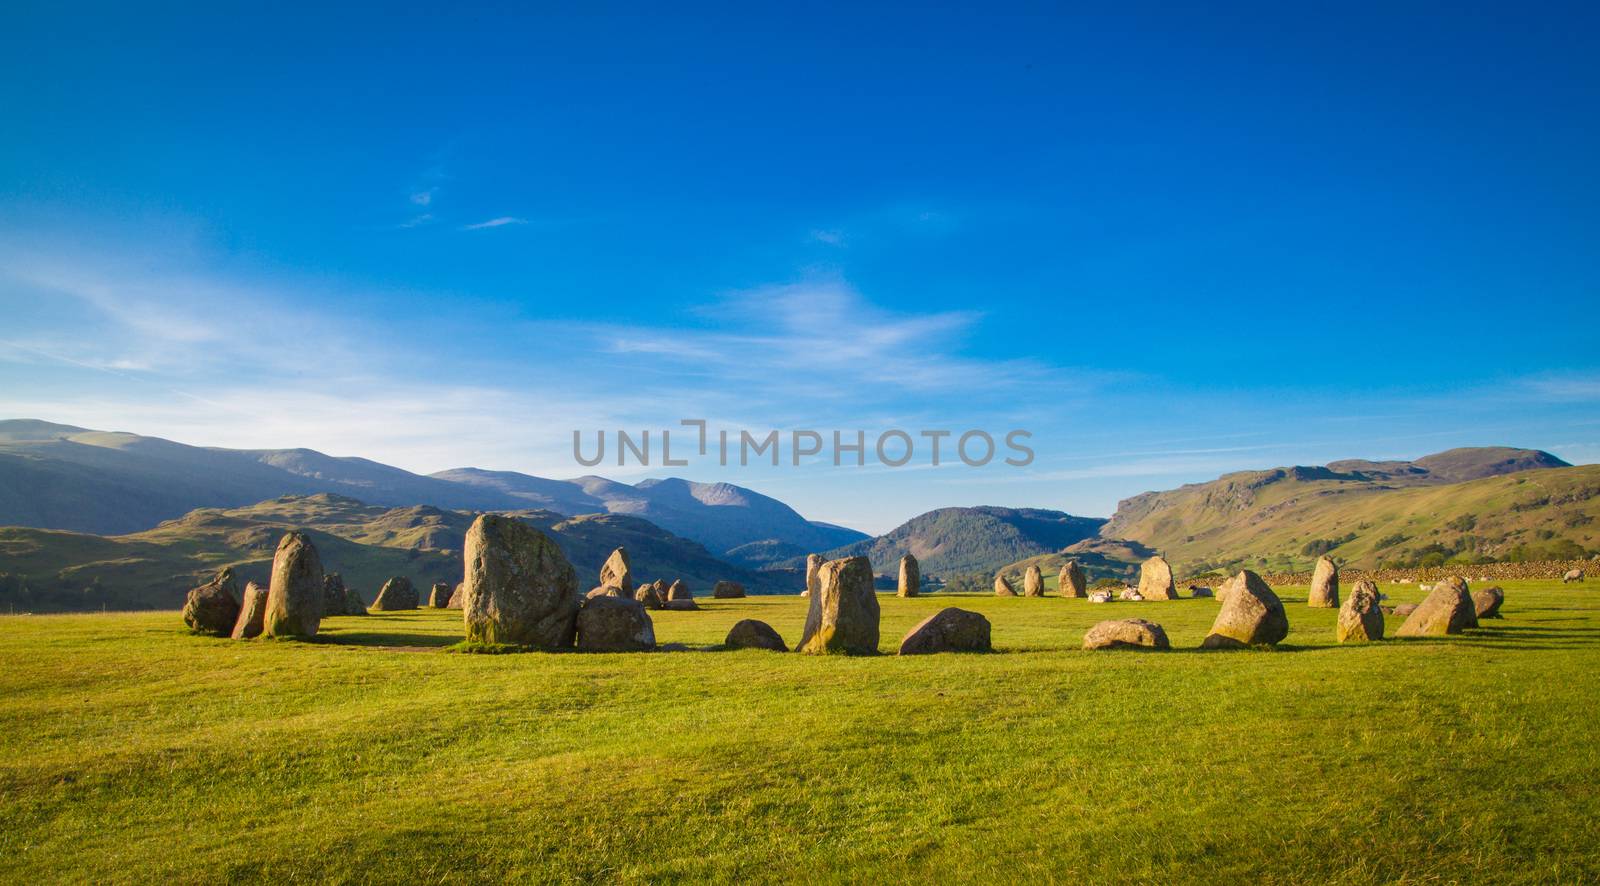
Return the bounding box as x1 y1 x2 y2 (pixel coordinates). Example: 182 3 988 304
806 506 1106 578
1099 463 1600 576
1 582 1597 881
0 494 786 612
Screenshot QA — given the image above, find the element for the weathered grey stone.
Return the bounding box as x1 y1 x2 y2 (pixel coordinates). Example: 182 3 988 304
182 567 240 636
462 514 580 648
446 583 464 609
1137 556 1178 600
231 581 268 639
1308 556 1339 608
662 598 699 611
429 582 451 608
321 573 348 617
897 554 920 598
1336 579 1384 643
599 547 634 594
576 594 655 652
667 579 691 601
993 574 1017 597
1083 618 1170 650
1058 560 1087 598
344 586 367 616
1023 565 1044 597
1396 577 1477 637
371 576 418 611
725 619 787 651
712 581 746 599
1201 570 1288 648
1472 586 1505 619
634 583 665 610
263 531 323 639
898 608 991 655
797 556 880 655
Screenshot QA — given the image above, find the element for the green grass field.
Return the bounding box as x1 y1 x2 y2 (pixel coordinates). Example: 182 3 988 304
3 581 1598 883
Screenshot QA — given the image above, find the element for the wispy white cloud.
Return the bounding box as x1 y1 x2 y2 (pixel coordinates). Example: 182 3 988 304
399 213 434 229
409 188 436 206
463 216 527 230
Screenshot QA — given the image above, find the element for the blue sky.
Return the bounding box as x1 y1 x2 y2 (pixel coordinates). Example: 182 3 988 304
2 2 1598 533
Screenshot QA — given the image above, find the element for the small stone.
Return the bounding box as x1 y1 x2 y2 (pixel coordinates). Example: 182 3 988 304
994 574 1017 597
897 554 920 598
1336 579 1384 643
1472 586 1504 619
667 579 691 601
712 581 746 599
576 595 655 652
899 608 991 655
599 547 634 595
725 619 787 651
428 582 451 608
231 581 269 639
372 576 418 611
321 573 349 617
1082 618 1170 650
182 567 241 636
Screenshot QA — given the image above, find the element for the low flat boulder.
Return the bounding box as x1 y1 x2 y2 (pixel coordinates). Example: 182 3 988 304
898 608 991 655
371 576 418 611
1396 577 1477 637
1082 618 1170 650
182 567 241 636
712 581 746 599
1472 586 1505 619
1336 579 1384 643
725 619 787 651
576 595 655 652
1201 570 1288 649
231 581 269 639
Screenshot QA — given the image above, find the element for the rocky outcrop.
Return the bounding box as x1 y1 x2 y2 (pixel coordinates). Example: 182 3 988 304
797 556 880 655
263 531 324 639
725 619 787 651
461 513 580 648
182 567 240 636
1201 570 1288 648
1137 556 1178 600
898 608 991 655
1336 579 1384 643
1308 556 1339 608
1082 618 1170 650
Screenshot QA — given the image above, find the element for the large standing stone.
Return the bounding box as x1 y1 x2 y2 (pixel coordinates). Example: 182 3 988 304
321 573 349 616
1023 565 1045 597
1396 577 1477 637
263 531 324 639
898 608 991 655
429 582 451 608
725 619 787 651
667 579 691 601
1137 556 1178 600
182 567 241 636
576 595 655 652
897 554 920 598
797 556 880 655
801 553 822 598
1336 579 1384 643
1058 560 1087 598
1082 618 1170 650
713 581 746 599
231 581 269 639
994 574 1017 597
462 514 580 648
1201 570 1288 648
1472 586 1504 619
372 576 418 611
599 547 634 595
1308 556 1339 608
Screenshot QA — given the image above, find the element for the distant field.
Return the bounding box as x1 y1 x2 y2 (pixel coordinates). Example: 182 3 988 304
2 583 1598 883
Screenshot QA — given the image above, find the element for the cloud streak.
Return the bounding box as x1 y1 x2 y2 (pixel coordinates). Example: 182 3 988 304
462 216 527 230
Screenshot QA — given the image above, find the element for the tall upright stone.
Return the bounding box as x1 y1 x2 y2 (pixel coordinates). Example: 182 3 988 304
232 581 269 639
897 554 920 598
994 574 1017 597
1396 576 1477 637
1201 570 1288 648
263 531 324 639
797 556 880 655
599 547 634 595
463 514 580 648
1308 556 1339 608
1023 565 1044 597
1058 560 1087 598
801 553 823 599
182 567 241 636
1137 556 1178 601
1336 579 1384 643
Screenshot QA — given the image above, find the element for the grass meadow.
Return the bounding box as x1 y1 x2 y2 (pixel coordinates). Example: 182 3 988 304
2 580 1598 883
